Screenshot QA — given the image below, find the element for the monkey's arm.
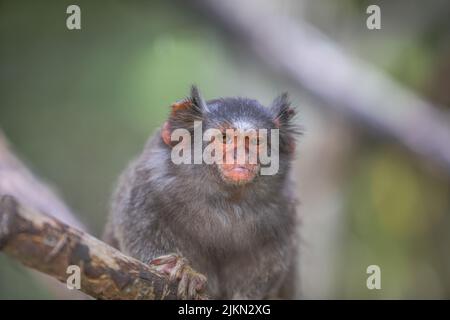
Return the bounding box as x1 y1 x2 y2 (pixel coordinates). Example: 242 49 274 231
105 159 207 299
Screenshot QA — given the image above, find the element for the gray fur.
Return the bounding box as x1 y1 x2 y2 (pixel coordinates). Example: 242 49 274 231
104 88 299 299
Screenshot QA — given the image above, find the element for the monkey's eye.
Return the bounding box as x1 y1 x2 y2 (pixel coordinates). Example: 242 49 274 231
250 137 261 146
219 133 233 144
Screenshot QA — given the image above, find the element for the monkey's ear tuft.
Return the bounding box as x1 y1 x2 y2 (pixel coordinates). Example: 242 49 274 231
270 92 295 127
170 98 194 115
168 85 208 126
189 85 210 113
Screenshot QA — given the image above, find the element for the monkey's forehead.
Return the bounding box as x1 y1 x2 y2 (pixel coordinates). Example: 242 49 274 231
205 97 274 127
206 97 263 109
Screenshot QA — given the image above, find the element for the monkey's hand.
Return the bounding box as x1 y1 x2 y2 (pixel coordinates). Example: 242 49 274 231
149 253 208 300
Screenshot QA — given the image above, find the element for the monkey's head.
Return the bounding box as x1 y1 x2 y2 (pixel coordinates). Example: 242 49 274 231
161 86 298 186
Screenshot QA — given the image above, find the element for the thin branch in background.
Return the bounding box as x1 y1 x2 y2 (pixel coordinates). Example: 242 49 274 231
0 131 207 300
0 195 198 300
192 0 450 173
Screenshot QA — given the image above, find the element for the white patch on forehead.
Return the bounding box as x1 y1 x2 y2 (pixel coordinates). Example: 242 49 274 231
233 120 253 131
207 102 219 110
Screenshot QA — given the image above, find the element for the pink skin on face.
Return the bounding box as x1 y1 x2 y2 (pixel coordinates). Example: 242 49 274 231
218 132 260 184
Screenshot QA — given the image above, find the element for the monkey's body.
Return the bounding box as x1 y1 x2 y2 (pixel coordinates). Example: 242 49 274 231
104 87 299 299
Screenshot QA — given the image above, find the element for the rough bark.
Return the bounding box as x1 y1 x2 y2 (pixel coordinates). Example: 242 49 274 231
192 0 450 173
0 195 206 299
0 132 206 299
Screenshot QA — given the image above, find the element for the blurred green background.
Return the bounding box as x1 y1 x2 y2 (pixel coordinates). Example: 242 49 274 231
0 0 449 299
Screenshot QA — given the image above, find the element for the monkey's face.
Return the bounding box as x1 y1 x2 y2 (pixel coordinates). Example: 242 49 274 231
214 129 263 185
162 86 298 186
202 98 279 186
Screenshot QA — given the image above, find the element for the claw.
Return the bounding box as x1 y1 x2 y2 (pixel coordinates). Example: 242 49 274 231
150 254 178 274
178 271 190 298
169 256 189 281
148 253 207 299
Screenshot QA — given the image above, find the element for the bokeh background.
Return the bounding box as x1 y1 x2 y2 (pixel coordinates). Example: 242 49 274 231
1 0 449 299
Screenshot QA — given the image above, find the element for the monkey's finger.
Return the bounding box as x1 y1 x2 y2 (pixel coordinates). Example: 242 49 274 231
185 271 208 299
177 271 190 299
188 277 199 299
169 257 188 281
149 253 180 275
150 253 178 266
152 263 174 275
194 274 207 292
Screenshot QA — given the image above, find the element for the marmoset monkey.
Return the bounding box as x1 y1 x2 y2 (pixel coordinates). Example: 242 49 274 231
104 86 300 299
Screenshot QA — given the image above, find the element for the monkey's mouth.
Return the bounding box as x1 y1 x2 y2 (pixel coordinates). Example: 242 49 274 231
218 164 259 184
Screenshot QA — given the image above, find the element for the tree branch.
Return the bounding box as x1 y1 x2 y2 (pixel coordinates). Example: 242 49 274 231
0 130 85 231
0 195 206 300
0 131 206 299
192 0 450 173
